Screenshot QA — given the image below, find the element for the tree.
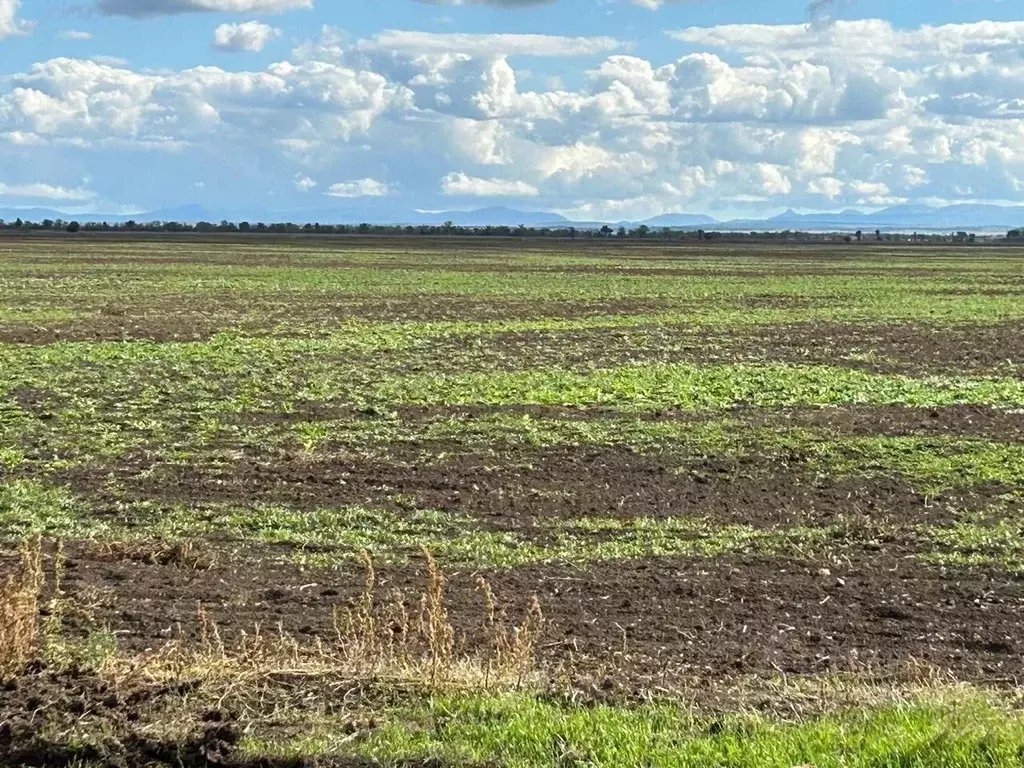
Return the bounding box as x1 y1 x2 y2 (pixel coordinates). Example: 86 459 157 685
616 226 627 238
66 221 81 233
632 224 650 238
875 229 882 241
599 225 613 237
855 230 863 242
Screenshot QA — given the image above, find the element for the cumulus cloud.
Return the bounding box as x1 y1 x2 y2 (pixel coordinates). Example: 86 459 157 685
807 176 843 199
213 21 280 52
0 180 95 201
441 172 538 196
0 57 411 148
668 20 1024 63
0 0 30 38
294 174 317 192
326 178 390 197
361 30 621 58
5 18 1024 218
96 0 311 17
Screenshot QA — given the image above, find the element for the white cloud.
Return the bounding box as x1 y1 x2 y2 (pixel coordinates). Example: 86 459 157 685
6 19 1024 219
441 172 538 196
213 21 280 52
0 57 411 148
0 0 30 38
449 118 509 165
96 0 312 17
294 173 317 192
415 0 552 6
90 55 129 66
0 181 95 201
757 164 792 195
360 30 622 58
58 29 93 41
808 177 843 199
850 180 890 197
326 178 390 197
667 20 1024 65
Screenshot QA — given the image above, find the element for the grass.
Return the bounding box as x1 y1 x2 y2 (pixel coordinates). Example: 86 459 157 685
4 530 1024 768
813 436 1024 493
3 239 1024 764
0 479 112 538
141 501 832 567
921 518 1024 573
250 690 1024 768
378 362 1024 409
0 537 44 678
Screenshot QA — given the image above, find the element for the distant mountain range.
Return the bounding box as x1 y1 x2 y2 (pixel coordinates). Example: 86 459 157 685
725 204 1024 232
3 203 1024 232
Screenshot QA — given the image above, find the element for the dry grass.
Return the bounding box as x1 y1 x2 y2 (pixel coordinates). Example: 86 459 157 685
2 535 544 693
329 548 544 689
84 538 215 569
0 536 45 679
97 548 545 697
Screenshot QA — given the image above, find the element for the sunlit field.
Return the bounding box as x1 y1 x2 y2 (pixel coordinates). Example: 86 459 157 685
3 234 1024 766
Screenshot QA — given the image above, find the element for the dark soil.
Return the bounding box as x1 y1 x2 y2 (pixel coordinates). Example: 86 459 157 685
3 238 1024 763
458 320 1024 377
0 669 402 767
50 542 1024 684
43 400 1024 530
49 438 998 531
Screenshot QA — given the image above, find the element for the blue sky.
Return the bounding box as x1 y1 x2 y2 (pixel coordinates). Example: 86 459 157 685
2 0 1024 220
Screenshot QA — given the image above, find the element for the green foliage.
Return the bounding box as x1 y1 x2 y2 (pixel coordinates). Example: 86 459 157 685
379 363 1024 409
146 502 822 567
0 480 110 539
251 691 1024 768
814 436 1024 493
922 518 1024 572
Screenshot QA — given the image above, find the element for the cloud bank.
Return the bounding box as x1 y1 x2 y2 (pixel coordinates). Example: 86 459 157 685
6 20 1024 218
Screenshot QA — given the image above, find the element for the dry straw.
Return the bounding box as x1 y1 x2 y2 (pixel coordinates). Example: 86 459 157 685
0 536 45 678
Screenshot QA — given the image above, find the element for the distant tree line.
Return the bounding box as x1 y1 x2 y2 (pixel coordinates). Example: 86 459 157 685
0 216 1009 243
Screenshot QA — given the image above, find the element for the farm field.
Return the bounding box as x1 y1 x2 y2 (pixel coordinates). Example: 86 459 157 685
3 235 1024 765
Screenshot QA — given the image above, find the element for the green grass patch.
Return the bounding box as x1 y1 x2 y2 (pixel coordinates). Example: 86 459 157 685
245 690 1024 768
144 501 829 567
921 518 1024 573
813 436 1024 493
0 479 112 538
378 363 1024 409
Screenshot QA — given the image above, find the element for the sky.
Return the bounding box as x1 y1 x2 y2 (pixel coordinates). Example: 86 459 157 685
1 0 1024 221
